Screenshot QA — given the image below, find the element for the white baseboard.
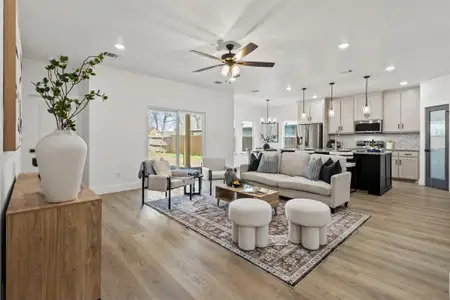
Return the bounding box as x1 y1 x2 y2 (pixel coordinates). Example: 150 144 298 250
92 181 141 195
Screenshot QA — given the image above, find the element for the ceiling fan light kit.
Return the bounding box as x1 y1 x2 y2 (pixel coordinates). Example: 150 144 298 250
190 42 275 80
363 75 371 118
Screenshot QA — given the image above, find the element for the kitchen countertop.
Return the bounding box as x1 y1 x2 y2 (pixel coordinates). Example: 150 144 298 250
353 151 393 155
391 149 419 152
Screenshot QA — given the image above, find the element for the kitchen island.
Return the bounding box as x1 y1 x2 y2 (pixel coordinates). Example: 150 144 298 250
353 151 392 196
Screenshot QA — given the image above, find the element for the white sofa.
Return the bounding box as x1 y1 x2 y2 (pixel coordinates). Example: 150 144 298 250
240 151 351 212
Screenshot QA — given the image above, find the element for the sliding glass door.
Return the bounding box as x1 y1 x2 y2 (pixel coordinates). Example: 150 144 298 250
148 108 205 168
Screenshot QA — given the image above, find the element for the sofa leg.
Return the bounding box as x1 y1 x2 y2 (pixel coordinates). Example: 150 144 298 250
168 189 171 210
210 180 212 196
330 207 336 214
190 184 193 200
345 202 348 207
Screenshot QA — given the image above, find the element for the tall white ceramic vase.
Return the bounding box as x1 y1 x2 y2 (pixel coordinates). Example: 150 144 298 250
35 129 87 202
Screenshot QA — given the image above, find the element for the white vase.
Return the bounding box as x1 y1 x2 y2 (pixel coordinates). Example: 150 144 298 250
35 129 87 202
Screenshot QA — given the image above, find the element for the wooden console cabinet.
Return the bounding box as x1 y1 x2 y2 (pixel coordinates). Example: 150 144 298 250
5 173 102 300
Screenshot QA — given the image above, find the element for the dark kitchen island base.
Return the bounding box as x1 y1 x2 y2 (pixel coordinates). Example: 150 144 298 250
353 152 392 196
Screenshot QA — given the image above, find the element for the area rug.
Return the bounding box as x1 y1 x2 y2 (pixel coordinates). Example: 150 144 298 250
146 195 370 287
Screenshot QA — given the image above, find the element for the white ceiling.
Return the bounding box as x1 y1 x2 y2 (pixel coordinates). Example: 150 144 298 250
20 0 450 106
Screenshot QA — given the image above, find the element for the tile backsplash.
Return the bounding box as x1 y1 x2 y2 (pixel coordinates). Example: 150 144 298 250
329 133 420 150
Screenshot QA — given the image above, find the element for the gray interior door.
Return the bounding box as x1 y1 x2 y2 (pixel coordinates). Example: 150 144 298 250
425 104 449 190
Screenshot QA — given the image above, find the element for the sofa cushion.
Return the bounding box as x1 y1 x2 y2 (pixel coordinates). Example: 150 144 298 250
278 176 331 196
302 158 323 181
248 152 262 171
280 151 310 176
257 152 278 174
320 160 342 184
309 154 346 172
241 172 291 186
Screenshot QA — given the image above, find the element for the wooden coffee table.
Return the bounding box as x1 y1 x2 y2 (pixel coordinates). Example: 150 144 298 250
215 184 280 214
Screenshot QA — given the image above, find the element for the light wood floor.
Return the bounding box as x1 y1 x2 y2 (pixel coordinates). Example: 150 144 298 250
101 181 450 300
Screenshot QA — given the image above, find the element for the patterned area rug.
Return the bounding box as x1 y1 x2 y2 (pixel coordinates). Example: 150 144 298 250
146 194 370 287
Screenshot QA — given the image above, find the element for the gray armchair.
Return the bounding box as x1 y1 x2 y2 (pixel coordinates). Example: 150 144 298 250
201 157 235 195
139 161 194 209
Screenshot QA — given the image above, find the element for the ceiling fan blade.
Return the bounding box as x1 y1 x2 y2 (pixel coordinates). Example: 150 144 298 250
190 50 224 62
192 64 225 73
237 61 275 68
233 43 258 61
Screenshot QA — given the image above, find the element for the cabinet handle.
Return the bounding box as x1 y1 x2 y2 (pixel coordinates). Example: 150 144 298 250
402 124 404 129
404 153 412 156
399 159 402 165
397 124 400 129
395 159 397 165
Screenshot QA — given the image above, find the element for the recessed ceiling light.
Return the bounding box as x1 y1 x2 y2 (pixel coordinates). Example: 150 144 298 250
338 43 349 50
115 44 125 50
286 84 292 91
385 65 396 72
400 81 408 86
312 94 318 99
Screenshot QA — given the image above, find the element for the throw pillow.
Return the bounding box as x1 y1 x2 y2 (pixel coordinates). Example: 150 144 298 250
303 158 323 181
320 160 342 184
248 153 262 171
319 158 334 182
152 158 172 177
257 153 278 173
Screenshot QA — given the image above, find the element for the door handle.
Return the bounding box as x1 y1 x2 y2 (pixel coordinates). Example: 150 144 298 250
424 149 430 153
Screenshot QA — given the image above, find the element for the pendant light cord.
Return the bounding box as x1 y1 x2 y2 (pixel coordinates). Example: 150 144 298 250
329 82 334 109
364 75 370 106
266 99 269 120
302 88 306 112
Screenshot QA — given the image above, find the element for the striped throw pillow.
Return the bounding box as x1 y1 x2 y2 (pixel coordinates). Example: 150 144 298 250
257 153 278 174
303 158 323 181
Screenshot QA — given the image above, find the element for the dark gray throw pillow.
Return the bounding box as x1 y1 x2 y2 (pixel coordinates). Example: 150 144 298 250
319 158 334 181
320 160 342 184
248 153 262 171
303 159 323 181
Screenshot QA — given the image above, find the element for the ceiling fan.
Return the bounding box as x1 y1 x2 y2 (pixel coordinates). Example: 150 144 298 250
190 43 275 79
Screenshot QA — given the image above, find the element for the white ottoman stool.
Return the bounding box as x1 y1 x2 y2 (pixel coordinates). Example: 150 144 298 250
285 199 331 250
228 198 272 251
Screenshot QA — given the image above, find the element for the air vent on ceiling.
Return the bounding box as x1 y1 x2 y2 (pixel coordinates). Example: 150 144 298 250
104 52 119 59
213 81 222 84
340 69 353 74
251 89 260 93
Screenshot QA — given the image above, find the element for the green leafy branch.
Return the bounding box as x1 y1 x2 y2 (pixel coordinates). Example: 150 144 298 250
32 53 108 130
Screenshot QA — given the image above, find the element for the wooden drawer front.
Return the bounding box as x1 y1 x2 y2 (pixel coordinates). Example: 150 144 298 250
399 151 419 158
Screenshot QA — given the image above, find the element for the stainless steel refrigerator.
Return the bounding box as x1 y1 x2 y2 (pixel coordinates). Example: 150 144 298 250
297 123 323 150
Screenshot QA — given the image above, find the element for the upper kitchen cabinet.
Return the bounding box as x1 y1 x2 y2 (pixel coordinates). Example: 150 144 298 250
298 99 325 124
383 88 420 133
328 97 354 134
400 89 420 132
354 93 383 120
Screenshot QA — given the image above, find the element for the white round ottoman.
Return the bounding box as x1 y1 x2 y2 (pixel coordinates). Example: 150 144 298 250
285 199 331 250
228 198 272 251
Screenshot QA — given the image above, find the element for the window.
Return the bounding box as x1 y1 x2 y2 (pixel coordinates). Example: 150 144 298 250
242 121 253 151
284 121 298 148
148 108 205 168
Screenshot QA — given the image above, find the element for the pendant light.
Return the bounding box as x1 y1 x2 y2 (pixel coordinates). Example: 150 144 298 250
328 82 335 117
363 75 371 118
260 99 276 124
301 88 307 119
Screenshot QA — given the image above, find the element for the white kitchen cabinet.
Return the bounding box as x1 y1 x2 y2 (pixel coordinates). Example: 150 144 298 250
392 156 399 178
328 97 354 134
382 88 420 133
383 92 402 132
328 100 341 133
392 151 419 180
398 157 419 180
340 97 354 133
400 89 420 132
298 99 324 124
354 93 383 120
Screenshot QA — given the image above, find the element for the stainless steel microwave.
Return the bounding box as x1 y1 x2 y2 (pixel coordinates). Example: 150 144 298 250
354 120 383 133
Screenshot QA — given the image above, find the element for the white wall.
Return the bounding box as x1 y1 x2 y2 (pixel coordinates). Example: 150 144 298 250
87 65 234 193
419 74 450 188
